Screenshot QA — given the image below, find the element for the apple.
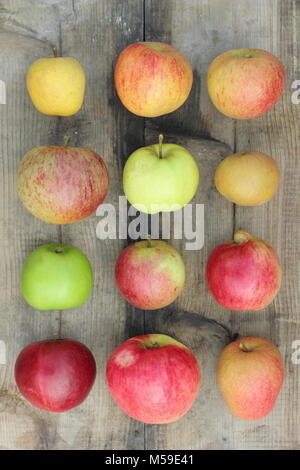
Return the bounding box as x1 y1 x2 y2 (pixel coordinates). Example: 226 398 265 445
207 48 285 119
106 334 201 424
215 151 280 206
114 42 193 117
26 48 86 116
115 240 185 310
15 339 96 412
17 142 109 224
206 230 281 310
217 337 284 420
21 243 93 310
123 135 199 214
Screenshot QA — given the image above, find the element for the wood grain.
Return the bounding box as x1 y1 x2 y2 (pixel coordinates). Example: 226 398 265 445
0 0 299 450
145 0 300 450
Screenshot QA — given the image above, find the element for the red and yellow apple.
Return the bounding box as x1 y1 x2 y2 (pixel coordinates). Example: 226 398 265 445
215 151 280 206
115 240 185 310
115 42 193 117
206 230 281 310
207 48 285 119
217 337 284 420
17 143 108 224
15 339 96 412
106 334 201 424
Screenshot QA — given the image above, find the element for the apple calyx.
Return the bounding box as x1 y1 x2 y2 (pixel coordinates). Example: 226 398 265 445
233 230 255 245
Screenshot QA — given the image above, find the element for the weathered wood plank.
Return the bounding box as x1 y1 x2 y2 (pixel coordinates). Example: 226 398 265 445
0 0 299 451
52 0 145 450
0 0 62 450
145 0 300 450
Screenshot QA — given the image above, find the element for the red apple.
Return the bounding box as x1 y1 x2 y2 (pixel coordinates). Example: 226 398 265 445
206 230 281 310
207 48 285 119
106 334 201 424
217 337 284 420
17 143 109 224
114 42 193 117
15 339 96 412
115 240 185 310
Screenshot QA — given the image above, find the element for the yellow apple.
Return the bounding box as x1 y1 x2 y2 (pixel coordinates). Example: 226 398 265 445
26 49 86 116
215 151 280 206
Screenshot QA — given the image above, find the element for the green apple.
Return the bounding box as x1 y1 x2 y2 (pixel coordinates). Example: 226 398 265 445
21 244 93 310
123 135 199 214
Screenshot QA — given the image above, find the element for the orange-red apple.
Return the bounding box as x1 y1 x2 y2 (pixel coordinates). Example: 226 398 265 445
17 144 108 224
115 240 185 310
206 230 281 310
207 48 285 119
217 337 284 420
114 42 193 117
106 334 201 424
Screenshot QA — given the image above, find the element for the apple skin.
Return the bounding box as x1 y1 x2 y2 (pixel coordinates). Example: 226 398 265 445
106 334 201 424
115 42 193 117
206 230 281 311
207 48 285 119
217 337 284 420
15 339 96 412
17 145 108 224
215 151 280 206
27 57 86 116
115 240 185 310
123 141 199 214
21 244 93 310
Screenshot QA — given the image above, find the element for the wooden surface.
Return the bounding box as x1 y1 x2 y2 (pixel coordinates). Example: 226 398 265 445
0 0 299 450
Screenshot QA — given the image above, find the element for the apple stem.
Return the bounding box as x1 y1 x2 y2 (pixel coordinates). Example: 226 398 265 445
53 47 58 58
63 135 70 147
234 230 252 245
146 234 152 248
158 134 164 158
239 342 251 352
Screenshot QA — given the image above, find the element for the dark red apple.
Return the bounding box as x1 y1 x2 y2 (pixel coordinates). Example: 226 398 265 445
106 334 201 424
206 230 281 311
17 144 109 224
15 339 96 412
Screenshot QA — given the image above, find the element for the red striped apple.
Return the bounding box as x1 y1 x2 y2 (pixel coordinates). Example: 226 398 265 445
15 339 96 412
106 334 201 424
115 240 185 310
206 230 281 310
217 337 284 420
17 143 108 224
207 48 285 119
115 42 193 117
